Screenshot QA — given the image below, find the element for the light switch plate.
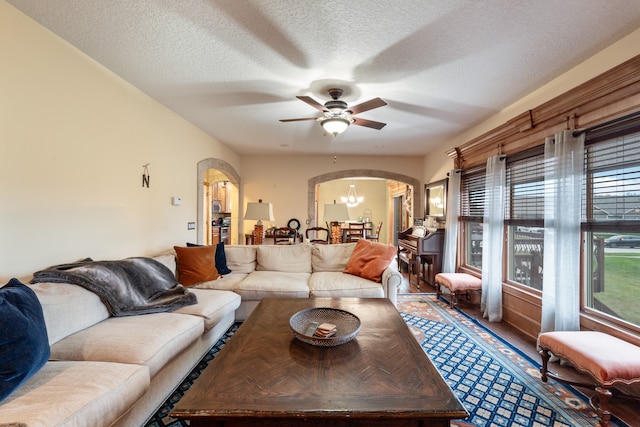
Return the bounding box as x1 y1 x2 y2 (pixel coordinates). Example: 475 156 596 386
187 222 195 230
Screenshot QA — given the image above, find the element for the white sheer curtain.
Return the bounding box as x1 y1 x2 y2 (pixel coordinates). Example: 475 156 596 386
442 170 461 273
540 130 585 333
481 155 505 322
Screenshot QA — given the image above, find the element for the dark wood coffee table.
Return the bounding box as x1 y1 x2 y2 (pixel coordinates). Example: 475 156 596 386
171 298 468 426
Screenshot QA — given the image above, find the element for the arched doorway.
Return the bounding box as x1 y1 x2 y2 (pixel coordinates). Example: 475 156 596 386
197 159 241 245
308 169 421 244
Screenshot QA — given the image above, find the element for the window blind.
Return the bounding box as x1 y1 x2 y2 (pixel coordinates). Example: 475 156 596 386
584 130 640 222
460 167 486 220
505 147 545 221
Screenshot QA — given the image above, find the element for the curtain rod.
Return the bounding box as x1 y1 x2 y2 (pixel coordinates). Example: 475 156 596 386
572 109 640 137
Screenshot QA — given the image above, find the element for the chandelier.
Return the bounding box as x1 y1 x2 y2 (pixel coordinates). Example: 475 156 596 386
341 184 363 207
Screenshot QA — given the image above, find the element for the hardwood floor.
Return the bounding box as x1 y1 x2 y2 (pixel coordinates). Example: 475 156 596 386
398 271 640 427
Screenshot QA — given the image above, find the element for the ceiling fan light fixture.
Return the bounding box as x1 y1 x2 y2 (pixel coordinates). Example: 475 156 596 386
321 117 350 136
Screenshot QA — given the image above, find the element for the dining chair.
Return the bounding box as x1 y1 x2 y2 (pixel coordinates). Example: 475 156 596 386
367 222 383 242
344 222 365 243
305 227 330 244
273 227 296 244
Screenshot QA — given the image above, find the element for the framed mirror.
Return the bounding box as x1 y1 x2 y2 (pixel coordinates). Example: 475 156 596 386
424 178 448 219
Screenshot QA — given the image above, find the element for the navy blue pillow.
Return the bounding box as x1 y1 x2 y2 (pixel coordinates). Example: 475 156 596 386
215 242 232 275
186 242 231 275
0 278 50 402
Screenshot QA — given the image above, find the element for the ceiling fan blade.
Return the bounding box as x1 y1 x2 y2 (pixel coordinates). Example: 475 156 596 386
279 117 318 122
352 117 387 130
348 97 387 115
296 95 328 112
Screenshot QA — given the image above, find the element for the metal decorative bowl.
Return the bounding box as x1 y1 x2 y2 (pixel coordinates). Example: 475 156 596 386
289 307 361 347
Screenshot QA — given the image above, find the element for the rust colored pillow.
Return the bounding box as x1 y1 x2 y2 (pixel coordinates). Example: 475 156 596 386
343 239 397 283
174 245 219 287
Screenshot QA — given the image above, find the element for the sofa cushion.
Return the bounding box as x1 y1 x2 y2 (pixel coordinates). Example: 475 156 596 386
311 242 357 272
174 245 219 286
185 242 232 275
224 245 257 273
173 289 241 331
194 272 248 291
0 279 50 402
233 271 310 300
343 239 397 283
152 251 177 278
256 244 312 273
49 312 203 377
215 242 232 275
0 361 149 427
309 272 385 298
29 282 110 345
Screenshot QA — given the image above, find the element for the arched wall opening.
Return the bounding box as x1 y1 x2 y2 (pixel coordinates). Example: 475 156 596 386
197 158 241 245
308 169 421 242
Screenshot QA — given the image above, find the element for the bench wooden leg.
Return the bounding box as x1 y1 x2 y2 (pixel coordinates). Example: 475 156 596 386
539 348 551 383
435 281 453 307
449 292 456 308
540 347 614 427
593 387 613 427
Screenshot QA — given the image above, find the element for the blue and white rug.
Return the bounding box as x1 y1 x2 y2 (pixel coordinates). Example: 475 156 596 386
399 294 602 427
145 295 619 427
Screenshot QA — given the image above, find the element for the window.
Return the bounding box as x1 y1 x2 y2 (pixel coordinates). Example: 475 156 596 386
457 117 640 329
583 128 640 329
505 148 545 290
460 168 486 269
459 151 547 289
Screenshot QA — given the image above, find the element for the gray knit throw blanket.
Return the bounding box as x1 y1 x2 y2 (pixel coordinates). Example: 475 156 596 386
31 257 196 316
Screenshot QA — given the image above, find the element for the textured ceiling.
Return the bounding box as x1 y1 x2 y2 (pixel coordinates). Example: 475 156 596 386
8 0 640 156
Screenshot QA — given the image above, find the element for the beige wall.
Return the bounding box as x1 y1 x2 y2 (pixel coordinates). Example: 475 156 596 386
5 0 640 283
239 155 423 241
0 2 240 280
422 27 640 183
318 179 389 244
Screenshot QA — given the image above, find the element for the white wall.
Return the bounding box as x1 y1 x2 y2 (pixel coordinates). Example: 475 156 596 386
0 2 240 280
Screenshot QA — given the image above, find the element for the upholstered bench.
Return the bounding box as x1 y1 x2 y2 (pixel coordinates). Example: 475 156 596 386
539 331 640 427
434 273 482 308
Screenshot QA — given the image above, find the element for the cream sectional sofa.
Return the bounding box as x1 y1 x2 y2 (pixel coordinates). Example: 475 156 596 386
0 241 400 427
194 242 402 321
0 253 241 427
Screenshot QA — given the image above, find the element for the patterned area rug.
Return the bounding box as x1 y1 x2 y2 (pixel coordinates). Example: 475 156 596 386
145 295 619 427
144 324 239 427
398 294 608 427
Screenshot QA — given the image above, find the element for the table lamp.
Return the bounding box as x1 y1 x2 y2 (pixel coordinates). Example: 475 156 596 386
244 199 274 245
323 203 349 244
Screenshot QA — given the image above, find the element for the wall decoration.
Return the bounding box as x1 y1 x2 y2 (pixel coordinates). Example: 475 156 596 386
424 179 448 219
142 163 150 188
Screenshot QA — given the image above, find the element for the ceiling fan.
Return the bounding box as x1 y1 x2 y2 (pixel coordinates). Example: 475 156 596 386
279 88 387 136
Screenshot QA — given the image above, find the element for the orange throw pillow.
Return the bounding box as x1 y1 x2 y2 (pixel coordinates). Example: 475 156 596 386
174 245 219 287
343 239 396 283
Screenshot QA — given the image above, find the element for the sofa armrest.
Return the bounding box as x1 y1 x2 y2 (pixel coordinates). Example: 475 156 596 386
381 265 402 307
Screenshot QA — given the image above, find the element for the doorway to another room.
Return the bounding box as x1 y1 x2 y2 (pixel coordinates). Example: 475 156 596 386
311 170 420 246
197 159 241 246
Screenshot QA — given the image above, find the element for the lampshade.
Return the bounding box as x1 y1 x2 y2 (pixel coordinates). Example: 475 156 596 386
244 200 275 223
321 117 350 136
323 203 350 222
